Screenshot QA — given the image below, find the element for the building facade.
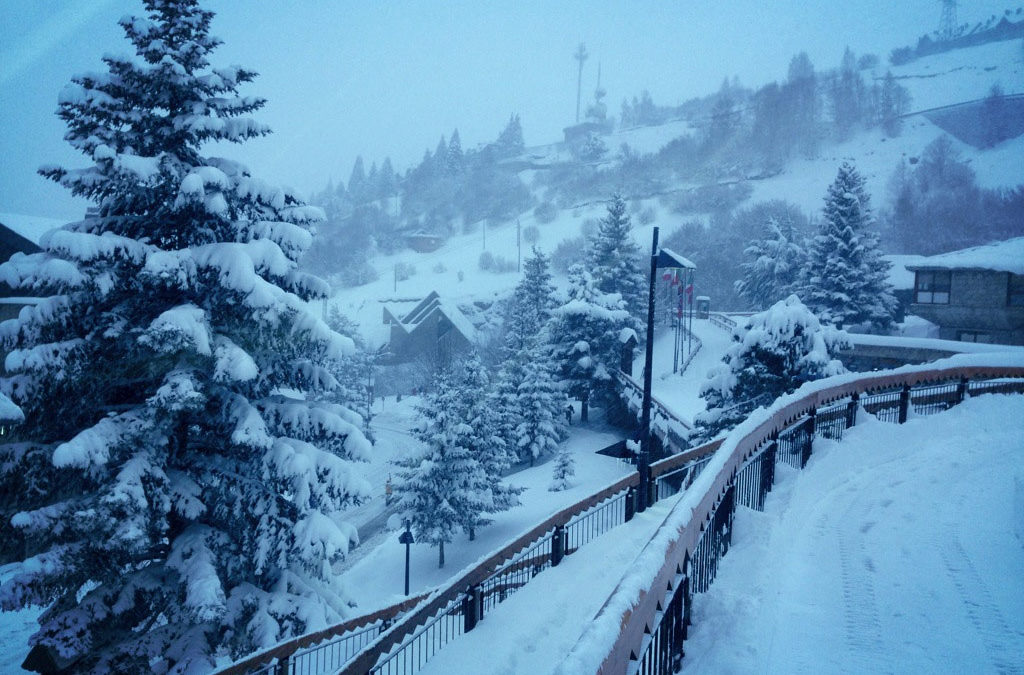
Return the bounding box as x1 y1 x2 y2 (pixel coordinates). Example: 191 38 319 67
906 238 1024 345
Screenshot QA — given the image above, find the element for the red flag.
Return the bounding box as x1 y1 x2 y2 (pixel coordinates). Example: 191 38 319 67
685 283 694 296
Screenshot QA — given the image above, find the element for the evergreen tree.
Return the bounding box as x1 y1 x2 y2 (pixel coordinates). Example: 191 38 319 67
446 130 464 176
514 348 567 466
395 369 493 568
348 155 367 204
458 356 520 529
589 195 646 329
548 444 575 492
505 247 556 351
494 113 525 159
797 162 898 329
0 2 372 671
694 295 849 441
495 248 564 464
548 265 632 421
735 215 806 308
877 71 910 137
829 47 866 140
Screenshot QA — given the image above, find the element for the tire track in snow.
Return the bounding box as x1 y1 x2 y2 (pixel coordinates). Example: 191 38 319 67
936 534 1024 675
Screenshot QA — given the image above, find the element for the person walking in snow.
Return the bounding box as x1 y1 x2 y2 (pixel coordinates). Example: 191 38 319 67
565 403 574 425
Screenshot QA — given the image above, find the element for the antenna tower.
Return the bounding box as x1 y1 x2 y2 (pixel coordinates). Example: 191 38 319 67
573 43 589 123
939 0 958 41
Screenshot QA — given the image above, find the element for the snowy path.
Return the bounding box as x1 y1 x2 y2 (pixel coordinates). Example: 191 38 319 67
683 395 1024 674
639 317 735 424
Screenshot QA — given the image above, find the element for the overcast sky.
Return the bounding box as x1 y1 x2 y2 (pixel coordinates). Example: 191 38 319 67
0 1 1015 220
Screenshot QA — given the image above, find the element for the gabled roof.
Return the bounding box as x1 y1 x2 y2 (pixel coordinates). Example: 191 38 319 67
905 238 1024 275
382 291 478 343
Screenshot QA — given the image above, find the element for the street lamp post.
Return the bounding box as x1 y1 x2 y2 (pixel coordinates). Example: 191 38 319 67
399 520 414 596
637 227 659 513
637 231 697 514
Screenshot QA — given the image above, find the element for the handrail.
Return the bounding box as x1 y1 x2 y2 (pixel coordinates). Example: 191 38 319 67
587 358 1024 674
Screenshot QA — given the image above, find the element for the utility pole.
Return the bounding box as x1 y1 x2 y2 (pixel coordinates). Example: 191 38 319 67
574 43 588 124
482 220 486 250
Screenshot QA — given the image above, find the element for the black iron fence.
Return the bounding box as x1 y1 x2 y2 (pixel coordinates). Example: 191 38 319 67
613 368 1024 675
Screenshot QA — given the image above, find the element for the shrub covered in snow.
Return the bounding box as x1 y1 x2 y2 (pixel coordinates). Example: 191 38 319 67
694 295 850 441
0 2 371 671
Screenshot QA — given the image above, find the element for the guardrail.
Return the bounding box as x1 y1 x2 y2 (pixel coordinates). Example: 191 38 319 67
587 359 1024 675
707 312 736 333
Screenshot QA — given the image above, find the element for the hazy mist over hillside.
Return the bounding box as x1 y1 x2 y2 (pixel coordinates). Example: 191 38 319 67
0 0 1017 219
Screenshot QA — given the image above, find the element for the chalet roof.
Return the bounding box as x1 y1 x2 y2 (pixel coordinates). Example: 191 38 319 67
905 237 1024 275
382 291 478 342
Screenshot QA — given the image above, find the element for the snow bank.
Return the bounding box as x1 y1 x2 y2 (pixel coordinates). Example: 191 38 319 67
904 237 1024 275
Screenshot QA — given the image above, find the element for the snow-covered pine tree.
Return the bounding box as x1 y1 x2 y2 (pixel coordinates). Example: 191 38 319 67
505 247 556 352
395 368 493 567
513 345 567 466
589 195 646 328
797 162 898 330
324 305 373 434
548 444 575 492
0 2 372 671
548 264 632 421
735 215 806 309
694 295 850 442
458 356 520 532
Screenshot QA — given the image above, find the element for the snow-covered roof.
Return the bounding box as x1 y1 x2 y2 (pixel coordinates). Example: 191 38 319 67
883 254 927 290
0 212 67 245
382 291 478 343
657 247 696 270
904 237 1024 275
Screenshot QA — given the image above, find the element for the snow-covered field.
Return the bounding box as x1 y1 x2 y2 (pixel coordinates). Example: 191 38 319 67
405 393 1024 675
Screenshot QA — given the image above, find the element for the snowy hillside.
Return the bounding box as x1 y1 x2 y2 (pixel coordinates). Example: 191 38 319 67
327 37 1024 340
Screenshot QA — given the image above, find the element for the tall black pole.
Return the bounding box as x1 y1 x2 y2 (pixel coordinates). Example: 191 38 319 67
638 226 658 513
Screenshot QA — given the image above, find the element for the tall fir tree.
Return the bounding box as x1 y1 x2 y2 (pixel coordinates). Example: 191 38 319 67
735 215 806 309
512 347 567 467
548 265 632 421
446 130 465 176
694 295 850 442
495 248 564 464
588 195 646 330
0 2 372 671
797 162 897 329
395 368 493 567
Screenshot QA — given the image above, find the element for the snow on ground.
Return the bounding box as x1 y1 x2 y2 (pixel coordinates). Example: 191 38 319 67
416 497 677 675
403 393 1024 675
639 318 736 424
0 565 38 674
338 417 629 615
683 394 1024 674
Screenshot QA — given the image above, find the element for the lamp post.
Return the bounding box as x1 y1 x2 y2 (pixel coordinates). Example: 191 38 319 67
637 227 659 513
399 520 414 596
637 231 696 514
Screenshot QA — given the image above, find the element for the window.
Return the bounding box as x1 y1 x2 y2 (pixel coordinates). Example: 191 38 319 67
1009 273 1024 307
914 270 950 304
958 331 992 343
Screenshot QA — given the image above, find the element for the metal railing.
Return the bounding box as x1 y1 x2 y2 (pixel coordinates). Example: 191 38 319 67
594 362 1024 675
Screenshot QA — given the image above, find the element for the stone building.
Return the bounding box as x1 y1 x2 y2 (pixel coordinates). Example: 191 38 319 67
905 237 1024 345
